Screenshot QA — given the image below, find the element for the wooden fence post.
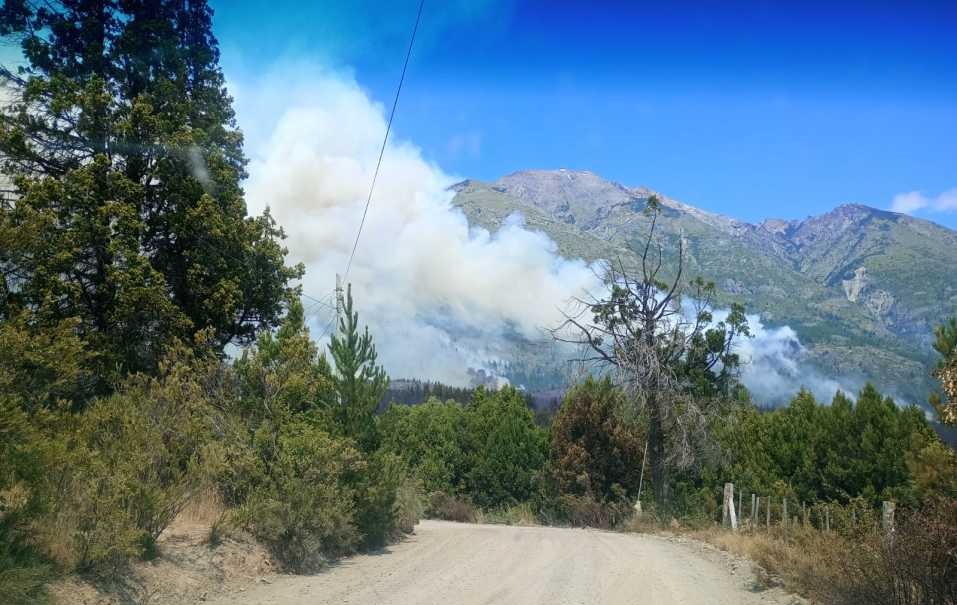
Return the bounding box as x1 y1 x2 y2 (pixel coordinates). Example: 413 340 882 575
737 490 743 526
882 501 895 537
750 493 756 528
825 506 830 532
723 483 738 530
802 501 807 527
766 496 771 529
783 498 788 528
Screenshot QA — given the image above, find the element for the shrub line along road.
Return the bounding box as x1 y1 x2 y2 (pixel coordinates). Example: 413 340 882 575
210 520 801 605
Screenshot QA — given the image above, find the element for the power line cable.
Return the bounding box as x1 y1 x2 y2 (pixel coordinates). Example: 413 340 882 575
302 291 336 311
343 0 425 279
317 314 338 341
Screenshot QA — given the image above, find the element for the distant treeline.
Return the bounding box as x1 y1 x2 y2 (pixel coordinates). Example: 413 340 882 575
381 379 476 407
381 378 564 413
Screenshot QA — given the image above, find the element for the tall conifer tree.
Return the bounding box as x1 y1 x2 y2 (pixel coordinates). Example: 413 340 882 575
0 0 301 392
328 285 388 452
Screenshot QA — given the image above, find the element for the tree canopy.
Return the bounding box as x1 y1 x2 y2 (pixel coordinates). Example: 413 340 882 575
0 0 301 393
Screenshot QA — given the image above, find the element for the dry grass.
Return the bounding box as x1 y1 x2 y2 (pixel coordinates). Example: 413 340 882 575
691 526 836 595
426 492 477 523
177 488 226 527
425 494 540 527
475 502 540 526
393 477 427 534
162 487 226 545
688 501 957 605
31 506 80 571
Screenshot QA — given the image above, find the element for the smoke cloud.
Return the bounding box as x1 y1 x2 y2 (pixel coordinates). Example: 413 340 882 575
240 66 600 384
236 64 859 402
728 312 860 405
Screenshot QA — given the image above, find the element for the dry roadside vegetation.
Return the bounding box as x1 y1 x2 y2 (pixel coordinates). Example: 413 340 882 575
685 499 957 605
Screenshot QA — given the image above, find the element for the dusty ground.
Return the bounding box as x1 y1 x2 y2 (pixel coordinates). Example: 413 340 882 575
206 520 802 605
49 501 275 605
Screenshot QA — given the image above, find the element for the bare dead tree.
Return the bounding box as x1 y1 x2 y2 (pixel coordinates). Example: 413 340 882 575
551 196 750 517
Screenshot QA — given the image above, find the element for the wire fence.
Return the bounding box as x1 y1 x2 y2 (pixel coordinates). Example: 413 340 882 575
717 483 890 536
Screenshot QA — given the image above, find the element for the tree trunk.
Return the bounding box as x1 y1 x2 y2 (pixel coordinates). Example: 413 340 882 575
648 397 669 518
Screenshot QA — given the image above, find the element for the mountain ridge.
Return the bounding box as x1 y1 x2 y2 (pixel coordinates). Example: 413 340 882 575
451 169 957 405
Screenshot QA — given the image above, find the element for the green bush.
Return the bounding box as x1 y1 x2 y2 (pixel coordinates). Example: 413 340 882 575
379 399 469 494
464 387 548 508
237 420 361 571
548 378 644 516
0 396 52 603
352 452 411 548
0 561 52 605
381 388 548 512
46 349 223 572
392 475 427 534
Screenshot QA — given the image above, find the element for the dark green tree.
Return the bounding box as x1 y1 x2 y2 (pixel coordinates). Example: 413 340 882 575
714 384 940 509
548 378 644 505
328 285 388 452
464 386 547 507
0 0 301 392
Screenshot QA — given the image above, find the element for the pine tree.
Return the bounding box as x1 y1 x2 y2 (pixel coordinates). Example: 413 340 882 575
234 299 333 422
0 0 301 393
328 285 387 451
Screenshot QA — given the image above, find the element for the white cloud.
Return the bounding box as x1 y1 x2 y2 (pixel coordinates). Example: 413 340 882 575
938 188 957 211
890 188 957 214
890 191 928 213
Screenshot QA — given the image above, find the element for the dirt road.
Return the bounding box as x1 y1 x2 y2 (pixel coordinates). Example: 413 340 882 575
210 520 800 605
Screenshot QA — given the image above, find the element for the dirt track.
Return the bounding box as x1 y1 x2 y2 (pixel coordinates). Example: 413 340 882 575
210 520 800 605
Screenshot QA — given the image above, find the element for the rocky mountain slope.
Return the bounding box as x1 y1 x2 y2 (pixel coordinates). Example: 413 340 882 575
451 169 957 405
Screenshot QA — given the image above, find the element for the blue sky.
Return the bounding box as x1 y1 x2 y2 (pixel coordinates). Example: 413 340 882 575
211 0 957 228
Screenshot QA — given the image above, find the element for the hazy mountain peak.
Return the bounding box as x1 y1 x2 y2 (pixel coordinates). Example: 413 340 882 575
496 169 636 204
492 169 752 235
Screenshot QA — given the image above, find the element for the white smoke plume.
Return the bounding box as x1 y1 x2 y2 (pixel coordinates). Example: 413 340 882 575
235 65 859 400
731 313 861 405
238 66 600 384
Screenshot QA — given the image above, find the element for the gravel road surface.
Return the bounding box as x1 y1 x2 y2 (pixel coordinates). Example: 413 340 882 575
210 520 800 605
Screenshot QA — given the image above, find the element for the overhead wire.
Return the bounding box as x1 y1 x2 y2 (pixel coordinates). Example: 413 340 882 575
343 0 425 280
